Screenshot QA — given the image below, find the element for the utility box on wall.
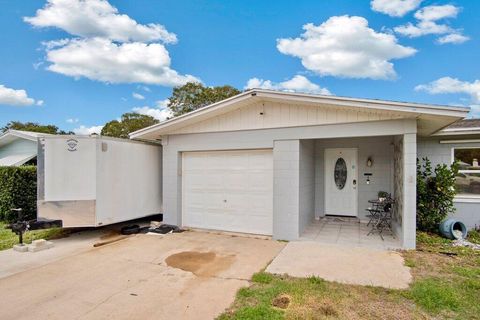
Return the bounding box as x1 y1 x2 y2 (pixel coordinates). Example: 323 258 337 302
37 135 162 227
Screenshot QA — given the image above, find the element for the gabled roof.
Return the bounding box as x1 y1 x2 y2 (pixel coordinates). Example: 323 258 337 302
435 118 480 136
446 119 480 129
0 129 53 148
0 154 37 166
130 89 470 140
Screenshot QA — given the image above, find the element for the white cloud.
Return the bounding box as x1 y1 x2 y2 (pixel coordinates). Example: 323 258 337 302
415 77 480 103
245 75 331 95
45 38 199 86
394 5 468 44
132 92 145 100
155 98 170 108
137 85 151 92
73 124 103 135
66 118 79 123
394 20 452 37
468 105 480 118
437 33 470 45
414 5 459 21
131 98 171 121
25 0 198 87
132 105 172 121
24 0 177 43
0 84 40 106
370 0 423 17
276 16 416 80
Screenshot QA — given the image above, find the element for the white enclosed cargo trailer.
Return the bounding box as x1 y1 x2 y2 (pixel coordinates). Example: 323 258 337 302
37 135 162 227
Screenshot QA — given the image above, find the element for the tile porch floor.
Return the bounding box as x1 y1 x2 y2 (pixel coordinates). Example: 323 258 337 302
300 216 402 250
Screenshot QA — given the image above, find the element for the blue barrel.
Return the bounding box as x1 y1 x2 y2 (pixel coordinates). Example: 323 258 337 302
439 219 468 240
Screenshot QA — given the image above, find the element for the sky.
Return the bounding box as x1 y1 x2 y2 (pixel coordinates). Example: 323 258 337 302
0 0 478 134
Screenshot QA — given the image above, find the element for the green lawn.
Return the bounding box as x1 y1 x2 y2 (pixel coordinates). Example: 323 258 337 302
0 222 67 251
219 231 480 320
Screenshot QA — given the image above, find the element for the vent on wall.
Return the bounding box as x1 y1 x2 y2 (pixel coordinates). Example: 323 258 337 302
101 142 108 152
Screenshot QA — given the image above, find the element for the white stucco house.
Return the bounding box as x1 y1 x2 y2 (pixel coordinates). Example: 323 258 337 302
129 89 470 249
0 130 51 166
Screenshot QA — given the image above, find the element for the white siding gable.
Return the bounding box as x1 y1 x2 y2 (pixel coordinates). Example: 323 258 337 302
170 101 411 135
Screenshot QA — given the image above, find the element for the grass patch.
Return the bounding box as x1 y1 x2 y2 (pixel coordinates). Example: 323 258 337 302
404 257 416 268
219 232 480 320
0 222 67 251
467 229 480 244
218 305 283 320
252 272 274 284
409 278 460 313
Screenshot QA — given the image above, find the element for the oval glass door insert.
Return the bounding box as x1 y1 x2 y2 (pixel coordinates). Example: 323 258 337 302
334 158 347 190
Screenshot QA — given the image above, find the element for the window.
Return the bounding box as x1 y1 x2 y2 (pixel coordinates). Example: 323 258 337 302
453 148 480 197
334 158 347 190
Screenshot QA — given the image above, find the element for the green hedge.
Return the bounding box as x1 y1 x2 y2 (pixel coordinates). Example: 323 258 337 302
0 166 37 222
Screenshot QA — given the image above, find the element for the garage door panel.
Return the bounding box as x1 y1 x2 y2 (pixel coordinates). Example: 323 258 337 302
223 173 249 190
183 150 273 235
249 154 272 170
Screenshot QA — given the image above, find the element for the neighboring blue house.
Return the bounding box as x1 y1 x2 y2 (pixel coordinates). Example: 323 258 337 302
418 119 480 230
0 130 51 166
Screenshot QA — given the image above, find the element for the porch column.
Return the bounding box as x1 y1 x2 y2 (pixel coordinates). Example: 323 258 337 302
402 133 417 249
273 140 300 240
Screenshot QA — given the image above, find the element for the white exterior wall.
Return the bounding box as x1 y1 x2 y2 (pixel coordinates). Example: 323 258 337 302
299 140 315 234
273 140 300 240
314 137 394 220
161 118 416 244
402 133 417 249
418 136 480 229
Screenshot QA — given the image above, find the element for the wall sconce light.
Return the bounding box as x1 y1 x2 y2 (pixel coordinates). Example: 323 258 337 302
366 157 373 167
364 173 372 185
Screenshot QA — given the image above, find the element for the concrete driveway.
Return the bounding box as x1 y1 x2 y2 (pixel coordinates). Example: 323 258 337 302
0 231 285 320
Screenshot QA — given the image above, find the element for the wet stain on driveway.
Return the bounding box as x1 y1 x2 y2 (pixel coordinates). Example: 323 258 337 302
165 251 235 277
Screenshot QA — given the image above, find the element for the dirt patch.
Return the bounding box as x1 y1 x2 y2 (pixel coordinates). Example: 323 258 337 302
272 294 291 309
318 300 338 317
165 251 235 277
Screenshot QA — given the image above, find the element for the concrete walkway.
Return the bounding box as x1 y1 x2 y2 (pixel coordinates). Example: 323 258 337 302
0 231 285 320
266 241 412 289
0 229 109 279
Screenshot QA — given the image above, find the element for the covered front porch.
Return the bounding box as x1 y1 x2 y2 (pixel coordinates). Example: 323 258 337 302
274 132 417 249
300 217 401 250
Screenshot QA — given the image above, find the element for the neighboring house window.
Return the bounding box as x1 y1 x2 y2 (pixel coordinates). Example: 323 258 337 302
453 147 480 197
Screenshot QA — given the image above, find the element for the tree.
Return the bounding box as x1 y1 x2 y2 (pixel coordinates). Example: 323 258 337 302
167 82 241 117
101 113 159 139
416 157 458 232
1 121 72 134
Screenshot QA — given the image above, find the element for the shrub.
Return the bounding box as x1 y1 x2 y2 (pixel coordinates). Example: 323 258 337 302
416 158 458 232
0 166 37 222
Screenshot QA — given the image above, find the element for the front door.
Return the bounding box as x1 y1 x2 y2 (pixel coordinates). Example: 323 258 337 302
324 148 358 217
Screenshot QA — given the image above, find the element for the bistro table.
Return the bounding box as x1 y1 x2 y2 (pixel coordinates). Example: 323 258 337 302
366 198 395 240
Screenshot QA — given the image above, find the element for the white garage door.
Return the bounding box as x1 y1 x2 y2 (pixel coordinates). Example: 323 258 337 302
182 149 273 235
